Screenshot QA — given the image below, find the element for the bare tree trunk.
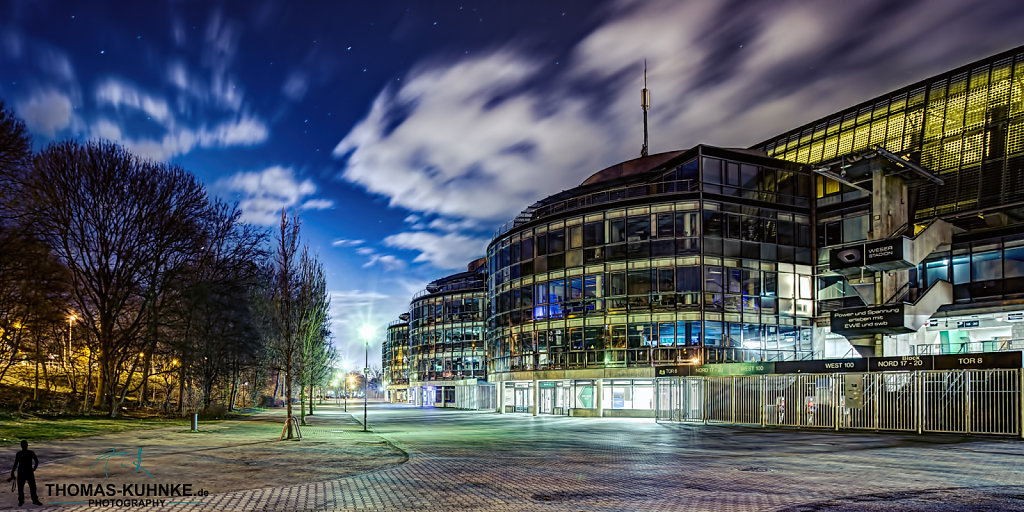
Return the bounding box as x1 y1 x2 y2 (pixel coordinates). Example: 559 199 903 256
228 369 237 412
140 350 153 406
177 365 186 415
285 353 294 438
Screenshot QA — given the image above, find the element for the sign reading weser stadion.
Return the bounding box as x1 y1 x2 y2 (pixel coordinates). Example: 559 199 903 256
864 238 912 270
830 304 910 335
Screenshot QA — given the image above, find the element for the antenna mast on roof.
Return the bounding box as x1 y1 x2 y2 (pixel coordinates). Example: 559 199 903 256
641 60 650 158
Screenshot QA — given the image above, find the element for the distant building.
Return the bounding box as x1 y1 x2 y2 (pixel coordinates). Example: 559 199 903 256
383 314 409 403
406 259 488 407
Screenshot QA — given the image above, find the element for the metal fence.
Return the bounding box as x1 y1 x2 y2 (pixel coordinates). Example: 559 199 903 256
455 383 496 411
655 369 1022 436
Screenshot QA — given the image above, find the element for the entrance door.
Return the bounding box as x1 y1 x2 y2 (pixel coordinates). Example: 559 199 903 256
514 385 531 413
539 386 554 414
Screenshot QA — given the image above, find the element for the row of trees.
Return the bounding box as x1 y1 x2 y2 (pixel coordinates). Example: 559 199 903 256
0 101 335 428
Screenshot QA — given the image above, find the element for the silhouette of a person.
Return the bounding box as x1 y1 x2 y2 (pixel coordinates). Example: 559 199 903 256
10 440 42 506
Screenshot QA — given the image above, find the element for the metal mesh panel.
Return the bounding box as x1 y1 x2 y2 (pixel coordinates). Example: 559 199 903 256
705 377 734 423
764 375 802 427
655 379 677 422
967 369 1020 435
655 369 1022 436
841 373 876 430
805 374 837 429
679 377 705 422
733 376 762 425
922 370 967 433
877 373 917 431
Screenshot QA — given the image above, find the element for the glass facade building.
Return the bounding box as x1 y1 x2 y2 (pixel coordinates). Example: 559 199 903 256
754 44 1024 358
487 146 817 373
383 316 409 403
407 259 488 407
380 44 1024 417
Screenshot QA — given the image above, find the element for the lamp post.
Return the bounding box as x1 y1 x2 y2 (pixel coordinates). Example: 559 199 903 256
67 314 75 363
359 325 374 432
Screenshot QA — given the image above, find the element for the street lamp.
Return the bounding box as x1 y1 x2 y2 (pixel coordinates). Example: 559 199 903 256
67 314 76 362
359 324 374 432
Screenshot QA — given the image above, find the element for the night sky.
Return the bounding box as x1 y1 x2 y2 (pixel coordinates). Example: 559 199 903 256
3 0 1023 369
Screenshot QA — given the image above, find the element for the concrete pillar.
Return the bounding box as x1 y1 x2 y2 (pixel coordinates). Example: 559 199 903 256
497 383 505 414
596 379 604 417
532 379 538 416
850 169 911 358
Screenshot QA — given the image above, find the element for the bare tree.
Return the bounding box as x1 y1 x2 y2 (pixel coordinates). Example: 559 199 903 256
269 210 301 438
296 247 332 423
24 141 207 417
0 100 31 215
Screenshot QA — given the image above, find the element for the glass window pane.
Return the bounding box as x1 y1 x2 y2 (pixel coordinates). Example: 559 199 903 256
705 266 724 293
584 222 603 246
952 256 970 284
1005 247 1024 278
628 269 652 295
657 213 674 238
972 250 1002 280
703 321 723 347
702 157 722 184
627 216 650 241
549 229 565 253
658 323 675 346
842 215 867 243
677 266 700 292
609 219 626 243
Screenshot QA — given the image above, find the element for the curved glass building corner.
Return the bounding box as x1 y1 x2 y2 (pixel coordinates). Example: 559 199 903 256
486 145 816 416
408 258 488 407
383 315 409 403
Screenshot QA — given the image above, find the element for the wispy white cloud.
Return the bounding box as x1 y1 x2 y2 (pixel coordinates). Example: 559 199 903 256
282 72 309 101
428 217 478 233
383 231 488 270
94 114 269 161
355 247 374 256
216 166 333 225
334 0 1024 250
334 50 607 222
301 198 334 210
95 78 173 125
332 239 365 247
17 89 74 136
362 253 405 271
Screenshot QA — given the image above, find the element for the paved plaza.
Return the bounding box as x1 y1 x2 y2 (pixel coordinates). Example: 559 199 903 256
4 403 1024 511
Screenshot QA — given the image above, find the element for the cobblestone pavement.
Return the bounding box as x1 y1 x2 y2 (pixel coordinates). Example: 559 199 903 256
11 404 1024 511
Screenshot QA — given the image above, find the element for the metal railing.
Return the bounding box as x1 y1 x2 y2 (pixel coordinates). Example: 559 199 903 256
655 368 1022 436
913 339 1021 356
492 179 702 241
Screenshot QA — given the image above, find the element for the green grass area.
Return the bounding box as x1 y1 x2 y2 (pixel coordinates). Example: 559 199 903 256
0 415 187 445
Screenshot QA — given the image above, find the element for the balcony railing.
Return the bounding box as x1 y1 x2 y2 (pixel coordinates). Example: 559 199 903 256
912 340 1021 356
492 179 701 241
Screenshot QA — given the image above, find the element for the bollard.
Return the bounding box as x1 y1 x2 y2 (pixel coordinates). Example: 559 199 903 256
191 413 198 432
